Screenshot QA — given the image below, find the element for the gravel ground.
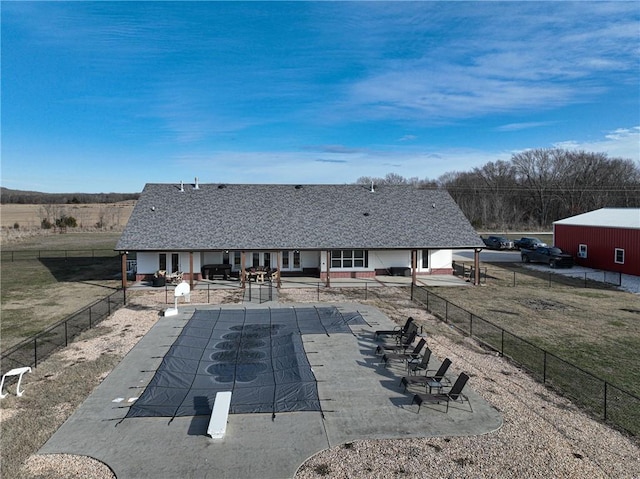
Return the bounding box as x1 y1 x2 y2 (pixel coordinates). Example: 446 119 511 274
15 288 640 479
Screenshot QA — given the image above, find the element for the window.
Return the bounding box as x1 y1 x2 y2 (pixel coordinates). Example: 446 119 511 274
421 249 429 269
282 251 300 269
171 253 179 273
578 244 587 259
331 250 368 268
233 252 241 268
223 250 230 264
159 253 167 271
264 252 271 268
615 248 625 264
252 252 260 268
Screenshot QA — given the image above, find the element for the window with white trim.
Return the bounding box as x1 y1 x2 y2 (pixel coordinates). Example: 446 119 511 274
421 249 429 269
331 250 368 268
578 244 587 259
615 248 625 264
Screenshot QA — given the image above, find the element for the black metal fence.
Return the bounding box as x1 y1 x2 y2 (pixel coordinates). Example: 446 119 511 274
246 281 274 303
453 261 622 289
0 289 126 377
410 284 639 436
1 249 119 261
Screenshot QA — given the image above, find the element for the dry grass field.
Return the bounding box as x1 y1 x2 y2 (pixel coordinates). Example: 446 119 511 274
0 202 135 229
0 232 124 350
421 264 640 397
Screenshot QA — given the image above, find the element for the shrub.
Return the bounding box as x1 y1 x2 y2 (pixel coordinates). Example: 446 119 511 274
41 218 53 229
55 215 78 228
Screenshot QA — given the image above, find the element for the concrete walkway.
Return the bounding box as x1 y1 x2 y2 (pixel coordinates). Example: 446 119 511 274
40 303 501 479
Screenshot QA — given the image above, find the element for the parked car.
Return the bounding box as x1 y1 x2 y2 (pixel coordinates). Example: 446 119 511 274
521 246 574 268
482 235 515 250
513 237 547 250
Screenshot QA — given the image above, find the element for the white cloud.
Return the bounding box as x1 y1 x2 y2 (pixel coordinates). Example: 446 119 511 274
553 127 640 162
496 122 556 132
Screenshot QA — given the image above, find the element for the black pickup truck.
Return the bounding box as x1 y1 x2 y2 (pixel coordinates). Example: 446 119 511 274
521 246 574 268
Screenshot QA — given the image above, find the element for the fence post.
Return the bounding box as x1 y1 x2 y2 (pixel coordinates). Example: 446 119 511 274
445 301 449 322
585 273 588 288
317 283 320 301
410 282 414 300
513 271 516 287
207 283 210 303
108 296 111 316
365 283 368 300
543 351 547 383
469 313 473 336
89 306 92 328
500 329 504 356
34 337 38 367
604 382 608 421
65 321 68 347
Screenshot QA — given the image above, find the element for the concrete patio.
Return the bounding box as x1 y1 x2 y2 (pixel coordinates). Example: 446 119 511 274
39 302 502 479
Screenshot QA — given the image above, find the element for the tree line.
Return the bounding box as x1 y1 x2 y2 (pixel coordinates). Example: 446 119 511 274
357 148 640 230
0 188 139 205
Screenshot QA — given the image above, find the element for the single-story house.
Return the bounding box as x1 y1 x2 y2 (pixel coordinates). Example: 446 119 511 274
115 182 485 287
554 208 640 276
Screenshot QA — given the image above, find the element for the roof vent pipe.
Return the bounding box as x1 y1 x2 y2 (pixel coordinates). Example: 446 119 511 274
194 177 200 190
180 181 184 192
370 181 375 193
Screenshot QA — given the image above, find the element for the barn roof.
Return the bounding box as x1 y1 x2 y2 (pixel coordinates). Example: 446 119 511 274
116 183 484 251
554 208 640 229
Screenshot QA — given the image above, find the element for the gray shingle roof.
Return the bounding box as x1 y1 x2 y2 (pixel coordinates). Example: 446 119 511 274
116 183 484 251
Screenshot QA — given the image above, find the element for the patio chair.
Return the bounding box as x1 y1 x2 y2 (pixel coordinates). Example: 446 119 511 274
375 329 417 356
381 338 426 368
375 322 418 351
267 268 279 282
374 317 414 340
399 357 452 393
412 372 470 413
406 347 432 375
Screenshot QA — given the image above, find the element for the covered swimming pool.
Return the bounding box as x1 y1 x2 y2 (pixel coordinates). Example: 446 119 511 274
126 306 366 419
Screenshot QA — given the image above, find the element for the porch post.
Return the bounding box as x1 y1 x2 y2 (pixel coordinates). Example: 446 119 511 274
276 251 282 289
474 248 481 286
241 251 246 288
325 250 331 288
189 251 194 289
411 249 417 285
120 252 127 289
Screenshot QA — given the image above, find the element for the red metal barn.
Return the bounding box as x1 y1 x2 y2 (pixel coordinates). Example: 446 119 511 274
553 208 640 276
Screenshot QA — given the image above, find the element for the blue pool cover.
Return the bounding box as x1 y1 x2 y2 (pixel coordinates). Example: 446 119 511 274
126 306 365 419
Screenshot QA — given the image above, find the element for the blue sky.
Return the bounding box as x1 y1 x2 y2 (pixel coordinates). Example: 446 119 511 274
2 1 639 193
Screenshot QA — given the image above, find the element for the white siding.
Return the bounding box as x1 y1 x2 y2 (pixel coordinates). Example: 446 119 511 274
136 252 202 275
369 250 410 270
429 249 452 270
